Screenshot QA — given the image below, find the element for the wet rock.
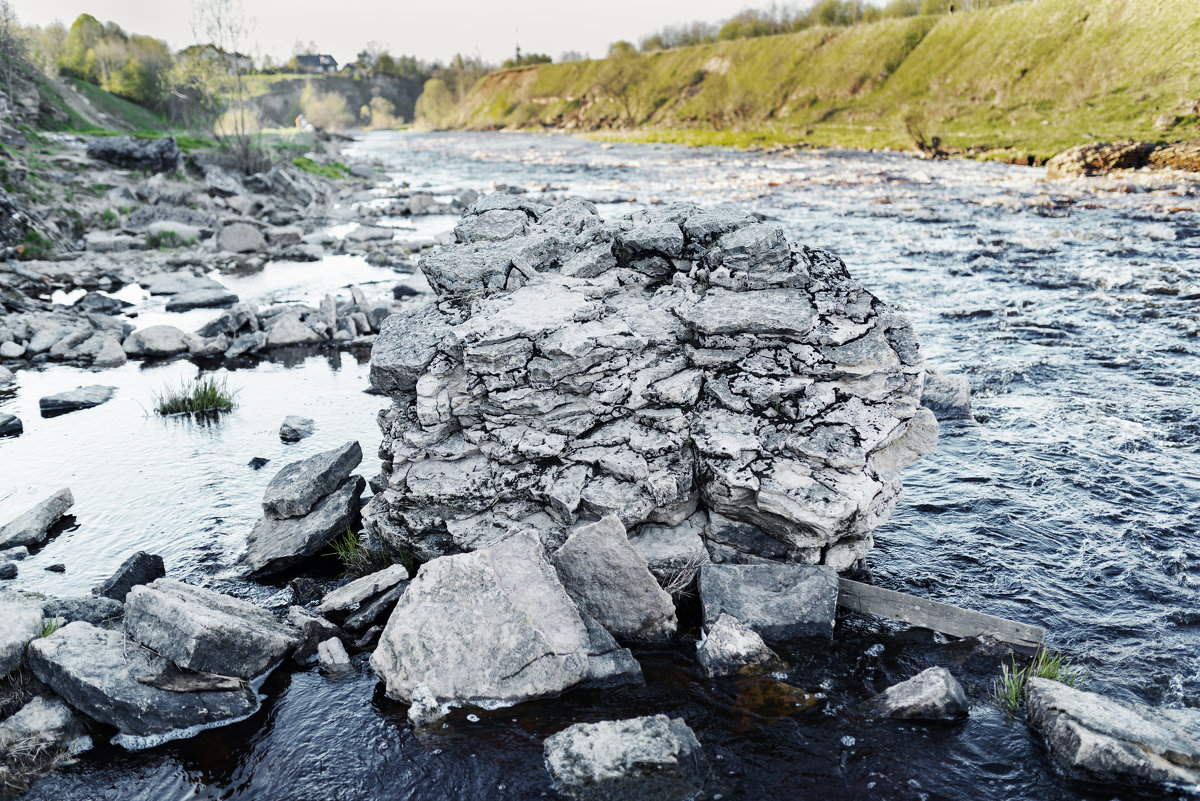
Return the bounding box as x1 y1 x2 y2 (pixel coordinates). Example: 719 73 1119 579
543 714 708 801
696 613 787 678
123 325 189 358
248 457 270 470
921 370 972 421
279 415 315 442
857 667 968 720
262 441 363 519
94 551 166 601
42 595 124 626
0 413 22 437
165 287 239 312
1046 139 1200 179
345 225 394 243
0 488 74 549
39 385 116 415
317 637 351 672
225 331 267 358
316 564 410 616
86 136 181 173
0 366 12 385
370 532 643 709
27 621 259 740
1 546 27 560
198 304 258 338
45 563 66 573
92 336 128 367
551 516 678 643
244 475 366 576
124 578 299 680
265 314 322 347
218 222 267 253
0 560 14 578
287 607 345 663
0 595 44 675
343 582 407 632
1024 677 1200 788
75 293 132 315
142 273 225 296
698 563 838 642
0 695 88 753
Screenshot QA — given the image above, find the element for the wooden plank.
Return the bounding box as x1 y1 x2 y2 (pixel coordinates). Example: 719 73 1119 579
837 578 1046 652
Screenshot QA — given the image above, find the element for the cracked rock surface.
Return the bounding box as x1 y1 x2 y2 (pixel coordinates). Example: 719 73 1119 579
364 195 935 571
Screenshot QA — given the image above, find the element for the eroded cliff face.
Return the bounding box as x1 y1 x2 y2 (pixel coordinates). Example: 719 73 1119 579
363 195 936 571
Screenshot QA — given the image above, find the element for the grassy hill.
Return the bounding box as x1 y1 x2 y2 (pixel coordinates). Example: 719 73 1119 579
421 0 1200 161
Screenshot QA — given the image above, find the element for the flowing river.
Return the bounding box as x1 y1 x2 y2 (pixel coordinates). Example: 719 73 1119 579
3 131 1198 800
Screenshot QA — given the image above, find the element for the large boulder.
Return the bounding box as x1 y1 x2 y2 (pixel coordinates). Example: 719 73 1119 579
543 714 708 801
856 666 968 720
94 551 165 601
370 532 642 710
0 488 73 549
244 475 365 575
217 222 266 253
124 579 298 679
86 136 181 173
698 563 838 642
1024 677 1200 788
363 198 934 571
123 325 190 358
261 441 363 519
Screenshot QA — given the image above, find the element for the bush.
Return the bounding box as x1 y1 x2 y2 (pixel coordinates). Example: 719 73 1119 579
300 82 353 131
154 374 237 416
145 229 196 249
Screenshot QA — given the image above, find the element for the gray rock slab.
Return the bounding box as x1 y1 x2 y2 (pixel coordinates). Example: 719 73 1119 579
552 516 678 643
0 695 87 751
370 531 642 709
245 475 365 575
86 136 180 172
0 596 44 676
279 415 315 442
369 305 452 393
265 314 322 347
857 666 968 720
317 637 351 672
123 325 189 357
696 613 787 678
218 222 266 253
316 564 410 616
0 413 22 437
0 488 73 549
676 288 817 338
124 578 298 680
141 273 227 296
261 441 363 519
26 621 258 740
165 288 239 312
94 551 165 601
39 385 116 415
1025 677 1200 787
42 595 124 626
698 563 838 642
544 714 708 801
343 581 407 633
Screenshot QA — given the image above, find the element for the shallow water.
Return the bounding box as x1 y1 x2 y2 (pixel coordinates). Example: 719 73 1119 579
4 131 1199 800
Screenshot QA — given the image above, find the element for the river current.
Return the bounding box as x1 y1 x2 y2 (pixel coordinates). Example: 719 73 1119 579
3 131 1198 800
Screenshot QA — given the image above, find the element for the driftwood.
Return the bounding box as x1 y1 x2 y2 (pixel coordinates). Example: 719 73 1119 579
837 578 1046 652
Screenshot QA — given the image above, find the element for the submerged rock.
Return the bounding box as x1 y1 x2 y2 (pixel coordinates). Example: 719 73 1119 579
370 531 642 710
696 613 787 678
698 563 838 642
856 666 968 720
38 385 116 415
279 415 315 442
0 487 73 549
921 370 972 421
27 621 259 741
0 413 22 437
543 714 708 801
317 637 351 672
1024 677 1200 788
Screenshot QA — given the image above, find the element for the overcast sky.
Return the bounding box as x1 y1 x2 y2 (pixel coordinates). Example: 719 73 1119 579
15 0 821 66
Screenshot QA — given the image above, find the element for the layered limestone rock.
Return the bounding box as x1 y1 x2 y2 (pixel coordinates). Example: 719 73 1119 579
364 196 936 571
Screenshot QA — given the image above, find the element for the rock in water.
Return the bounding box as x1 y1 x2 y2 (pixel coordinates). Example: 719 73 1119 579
551 515 678 642
0 413 22 437
38 386 116 415
317 637 351 672
363 196 934 570
0 595 45 676
0 487 73 549
1024 677 1200 788
696 613 787 678
370 531 642 709
261 441 363 519
244 475 365 575
94 551 166 601
279 415 315 442
316 564 410 616
698 563 838 642
856 666 968 720
26 621 258 741
0 695 88 752
921 370 972 421
543 714 708 801
123 578 298 680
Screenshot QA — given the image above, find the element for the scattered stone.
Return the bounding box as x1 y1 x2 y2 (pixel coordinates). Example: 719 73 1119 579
543 714 708 801
345 225 394 243
287 606 345 663
0 695 88 752
406 684 449 726
92 336 127 367
921 370 972 420
0 413 22 437
217 222 267 253
27 621 259 740
0 560 15 579
856 667 968 720
39 385 116 415
248 457 270 470
265 314 322 347
141 273 225 296
124 578 299 680
0 488 74 549
75 292 132 315
698 563 839 642
343 581 407 632
42 595 124 626
1024 677 1200 788
86 136 181 173
370 532 643 710
261 441 363 519
165 288 240 312
94 551 166 601
279 415 315 442
1 546 27 560
244 475 366 576
123 325 190 358
316 564 410 616
551 516 678 643
0 340 24 358
317 637 352 672
45 563 66 572
696 613 788 678
0 595 43 675
265 225 303 246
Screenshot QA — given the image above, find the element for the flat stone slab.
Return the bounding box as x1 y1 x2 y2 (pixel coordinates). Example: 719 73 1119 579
245 475 365 576
544 714 708 801
0 487 74 549
698 563 838 642
165 288 239 312
124 578 298 680
141 273 229 296
856 666 968 720
39 385 116 415
1025 676 1200 788
26 621 259 741
261 441 362 519
316 563 411 616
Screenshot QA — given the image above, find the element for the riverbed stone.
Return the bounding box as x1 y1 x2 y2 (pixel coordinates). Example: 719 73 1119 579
0 413 21 437
94 551 166 601
0 695 88 753
551 516 678 643
245 475 366 575
124 578 299 680
317 637 351 672
921 371 972 420
26 621 259 740
0 488 73 549
218 222 267 253
698 563 838 642
0 341 23 358
1024 677 1200 788
261 441 363 519
123 325 189 358
370 531 643 709
42 595 124 626
857 667 968 720
165 287 239 312
543 714 708 801
696 613 787 678
279 415 315 442
316 563 410 616
39 385 116 415
0 595 44 676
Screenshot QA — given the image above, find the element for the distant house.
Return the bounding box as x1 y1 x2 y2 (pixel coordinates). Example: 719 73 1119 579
295 55 338 74
179 44 255 73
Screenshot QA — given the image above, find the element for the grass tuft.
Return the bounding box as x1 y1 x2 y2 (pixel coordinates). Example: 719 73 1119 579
327 526 412 578
153 374 238 417
291 157 348 179
145 230 197 250
992 647 1086 714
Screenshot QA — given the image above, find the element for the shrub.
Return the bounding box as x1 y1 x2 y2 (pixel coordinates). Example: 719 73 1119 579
153 374 237 416
300 82 354 131
96 208 120 229
145 229 196 249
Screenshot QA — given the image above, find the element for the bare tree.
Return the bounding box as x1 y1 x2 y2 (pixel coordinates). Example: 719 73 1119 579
0 0 26 115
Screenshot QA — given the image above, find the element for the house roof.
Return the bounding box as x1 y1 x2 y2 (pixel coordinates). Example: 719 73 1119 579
295 54 338 68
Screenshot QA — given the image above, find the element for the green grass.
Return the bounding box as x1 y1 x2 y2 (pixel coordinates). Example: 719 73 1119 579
67 78 172 132
153 374 238 416
992 647 1087 714
292 156 348 178
146 230 197 249
35 619 61 639
327 526 412 578
17 230 52 261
